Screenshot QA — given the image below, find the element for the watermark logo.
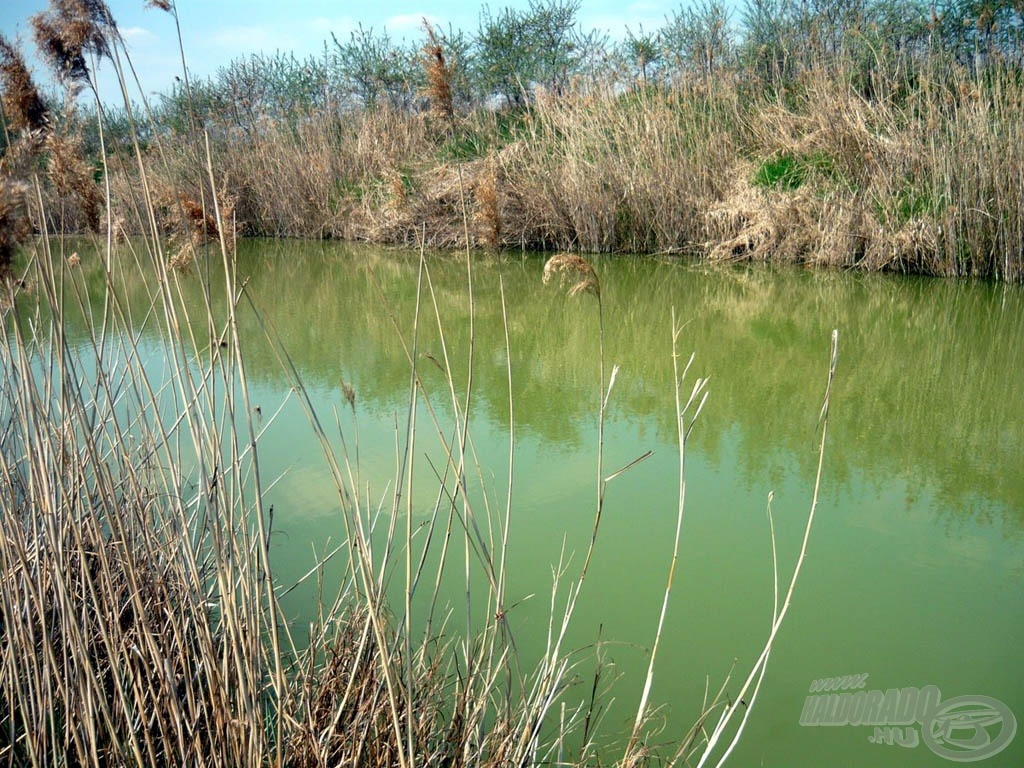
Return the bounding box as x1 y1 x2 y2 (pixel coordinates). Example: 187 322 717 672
800 675 1016 762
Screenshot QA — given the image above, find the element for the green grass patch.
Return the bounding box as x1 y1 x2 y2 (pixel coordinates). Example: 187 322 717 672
753 153 807 190
753 151 856 193
877 184 945 225
439 130 488 161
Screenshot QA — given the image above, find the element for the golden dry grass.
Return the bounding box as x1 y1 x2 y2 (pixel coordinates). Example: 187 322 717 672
75 46 1015 280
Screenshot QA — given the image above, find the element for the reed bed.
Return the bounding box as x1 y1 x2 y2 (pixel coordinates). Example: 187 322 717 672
96 49 1024 280
1 2 839 765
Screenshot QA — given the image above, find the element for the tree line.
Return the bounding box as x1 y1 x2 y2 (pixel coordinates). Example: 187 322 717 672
142 0 1024 130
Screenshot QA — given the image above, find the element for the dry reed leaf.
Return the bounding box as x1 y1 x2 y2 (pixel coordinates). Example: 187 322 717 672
168 242 195 271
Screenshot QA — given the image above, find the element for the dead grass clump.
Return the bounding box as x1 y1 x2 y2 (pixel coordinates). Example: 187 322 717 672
45 130 104 231
354 162 460 247
706 171 819 264
866 217 941 273
288 609 434 767
746 85 894 185
288 613 525 767
501 83 737 254
708 69 982 274
0 512 228 765
355 149 529 249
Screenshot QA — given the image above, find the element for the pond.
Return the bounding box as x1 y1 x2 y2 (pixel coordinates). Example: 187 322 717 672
59 240 1024 765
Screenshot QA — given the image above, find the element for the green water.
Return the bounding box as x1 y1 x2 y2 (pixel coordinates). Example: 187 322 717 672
61 240 1024 765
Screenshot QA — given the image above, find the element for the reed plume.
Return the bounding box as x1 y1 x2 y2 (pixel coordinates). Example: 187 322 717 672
421 21 455 129
0 179 32 270
543 252 601 298
31 0 115 83
0 35 50 134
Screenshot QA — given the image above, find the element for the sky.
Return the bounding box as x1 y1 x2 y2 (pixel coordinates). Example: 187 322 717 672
0 0 681 104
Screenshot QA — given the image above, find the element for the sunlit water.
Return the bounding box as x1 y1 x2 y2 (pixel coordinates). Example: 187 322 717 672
49 240 1024 765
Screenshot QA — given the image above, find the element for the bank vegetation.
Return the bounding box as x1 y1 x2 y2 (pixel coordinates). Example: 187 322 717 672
3 0 1024 280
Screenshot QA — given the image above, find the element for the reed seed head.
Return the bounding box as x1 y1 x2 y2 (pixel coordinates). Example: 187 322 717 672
31 0 115 82
421 21 455 127
341 380 356 411
543 253 601 298
0 35 50 134
0 179 32 271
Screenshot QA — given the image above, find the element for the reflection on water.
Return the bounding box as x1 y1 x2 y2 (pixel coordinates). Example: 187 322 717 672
50 239 1024 765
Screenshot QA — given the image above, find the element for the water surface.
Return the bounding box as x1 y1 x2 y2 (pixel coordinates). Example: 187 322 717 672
63 241 1024 765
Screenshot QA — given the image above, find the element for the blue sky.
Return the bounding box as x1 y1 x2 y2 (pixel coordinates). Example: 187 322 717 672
1 0 682 103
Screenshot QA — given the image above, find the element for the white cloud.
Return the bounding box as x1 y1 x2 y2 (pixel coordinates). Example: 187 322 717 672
310 16 357 35
200 16 367 59
206 25 280 51
628 1 663 13
384 13 440 36
120 26 157 43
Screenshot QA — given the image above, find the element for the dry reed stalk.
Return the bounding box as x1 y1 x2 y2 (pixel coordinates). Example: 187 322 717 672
625 330 707 758
473 159 502 249
693 331 838 768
